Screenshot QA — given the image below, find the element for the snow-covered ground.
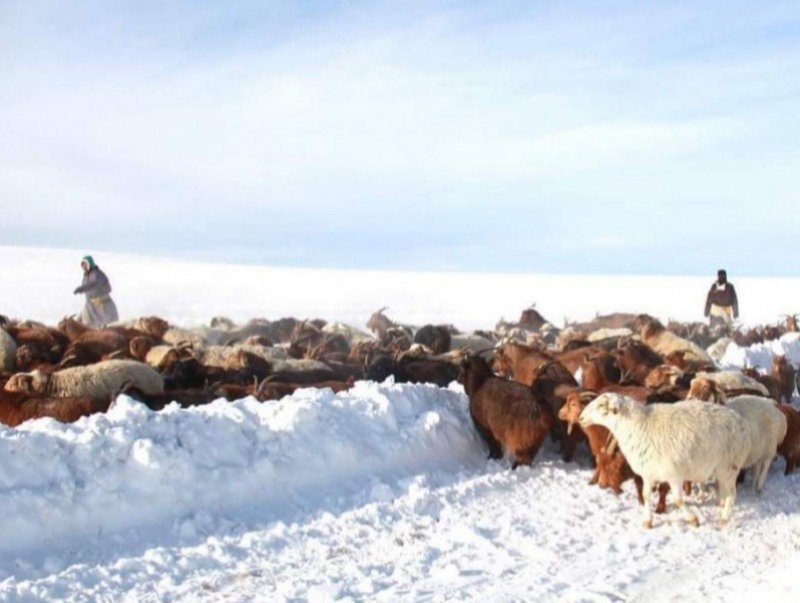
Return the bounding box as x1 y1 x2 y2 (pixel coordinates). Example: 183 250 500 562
3 245 800 331
2 245 800 601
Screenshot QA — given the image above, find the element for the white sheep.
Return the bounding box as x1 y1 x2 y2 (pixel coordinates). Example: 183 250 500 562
4 359 164 399
450 334 495 358
580 393 751 528
587 327 632 343
725 395 787 493
0 327 16 373
322 322 373 344
695 371 769 397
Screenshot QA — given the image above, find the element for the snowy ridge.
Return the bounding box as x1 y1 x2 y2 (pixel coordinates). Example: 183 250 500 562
720 332 800 371
0 381 482 578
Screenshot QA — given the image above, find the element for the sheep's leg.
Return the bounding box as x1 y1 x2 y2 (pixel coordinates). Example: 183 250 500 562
633 475 644 505
670 479 699 527
683 481 692 496
718 472 738 524
755 458 772 493
589 465 601 485
655 483 669 514
787 455 797 475
641 478 654 529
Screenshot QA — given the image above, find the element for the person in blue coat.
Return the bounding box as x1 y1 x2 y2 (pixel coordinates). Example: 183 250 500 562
74 255 119 327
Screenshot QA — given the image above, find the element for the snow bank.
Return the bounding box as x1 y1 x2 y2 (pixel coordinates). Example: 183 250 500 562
720 332 800 371
0 381 481 573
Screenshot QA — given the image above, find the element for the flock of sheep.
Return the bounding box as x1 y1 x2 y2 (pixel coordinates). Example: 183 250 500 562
1 307 799 529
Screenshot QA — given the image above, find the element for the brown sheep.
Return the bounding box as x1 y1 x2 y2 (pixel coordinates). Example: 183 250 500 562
459 355 553 469
777 404 800 475
771 355 796 404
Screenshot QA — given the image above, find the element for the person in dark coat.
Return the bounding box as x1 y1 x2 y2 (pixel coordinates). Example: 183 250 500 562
74 255 119 328
704 269 738 330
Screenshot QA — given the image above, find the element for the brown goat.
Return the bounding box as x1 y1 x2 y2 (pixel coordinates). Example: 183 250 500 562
742 368 782 402
493 342 555 385
771 355 796 404
460 356 553 469
0 390 110 427
777 404 800 475
581 352 621 391
612 341 663 385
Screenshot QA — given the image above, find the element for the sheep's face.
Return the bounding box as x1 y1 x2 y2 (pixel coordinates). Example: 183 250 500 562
4 373 34 393
579 393 628 430
690 378 727 404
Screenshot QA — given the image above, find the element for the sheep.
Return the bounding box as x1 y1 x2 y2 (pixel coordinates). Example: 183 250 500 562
579 393 751 528
449 333 495 357
558 391 669 512
4 359 164 400
771 355 796 404
633 314 713 365
724 395 787 493
587 327 632 344
459 355 553 469
196 346 271 377
694 371 770 398
322 321 373 344
777 404 800 475
0 390 111 427
0 327 16 373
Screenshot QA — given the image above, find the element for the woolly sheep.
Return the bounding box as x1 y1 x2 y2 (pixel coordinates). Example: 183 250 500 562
580 393 750 528
634 315 713 364
587 327 632 343
4 359 164 399
694 371 770 397
322 322 373 344
0 327 16 373
724 395 787 493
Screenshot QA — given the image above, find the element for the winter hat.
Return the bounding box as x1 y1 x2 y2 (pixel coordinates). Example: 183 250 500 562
81 255 96 269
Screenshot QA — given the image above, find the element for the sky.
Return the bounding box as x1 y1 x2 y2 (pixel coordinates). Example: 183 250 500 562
1 1 800 275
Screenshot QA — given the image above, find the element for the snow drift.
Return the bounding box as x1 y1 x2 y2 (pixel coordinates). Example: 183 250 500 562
0 381 481 574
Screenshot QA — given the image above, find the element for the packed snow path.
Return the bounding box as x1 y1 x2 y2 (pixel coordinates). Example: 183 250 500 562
1 381 799 601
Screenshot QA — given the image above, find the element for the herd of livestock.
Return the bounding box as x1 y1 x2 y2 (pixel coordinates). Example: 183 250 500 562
1 307 800 528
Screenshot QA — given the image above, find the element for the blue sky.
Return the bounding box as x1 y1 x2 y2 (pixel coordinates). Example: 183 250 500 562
2 1 800 275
